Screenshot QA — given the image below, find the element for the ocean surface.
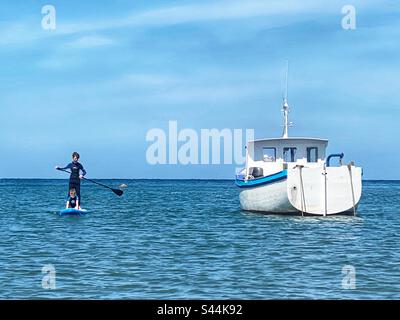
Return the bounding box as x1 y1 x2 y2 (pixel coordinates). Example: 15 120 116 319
0 179 399 299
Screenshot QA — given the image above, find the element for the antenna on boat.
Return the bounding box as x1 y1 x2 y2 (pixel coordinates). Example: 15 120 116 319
282 60 292 138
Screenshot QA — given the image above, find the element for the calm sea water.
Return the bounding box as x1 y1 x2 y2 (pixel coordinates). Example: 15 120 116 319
0 179 399 299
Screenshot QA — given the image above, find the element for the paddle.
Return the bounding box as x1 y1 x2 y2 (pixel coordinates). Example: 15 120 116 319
56 167 124 196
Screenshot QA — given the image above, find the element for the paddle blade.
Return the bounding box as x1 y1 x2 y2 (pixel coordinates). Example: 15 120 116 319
112 188 124 196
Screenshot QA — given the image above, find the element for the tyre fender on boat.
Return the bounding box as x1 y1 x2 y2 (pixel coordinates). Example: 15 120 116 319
287 164 362 215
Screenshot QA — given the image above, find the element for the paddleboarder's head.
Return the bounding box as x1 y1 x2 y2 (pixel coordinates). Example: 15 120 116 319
72 152 80 163
69 188 76 197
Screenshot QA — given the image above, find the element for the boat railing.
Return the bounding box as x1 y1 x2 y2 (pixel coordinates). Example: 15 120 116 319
326 153 344 167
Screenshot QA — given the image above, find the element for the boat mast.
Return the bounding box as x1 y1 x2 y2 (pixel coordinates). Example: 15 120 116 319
282 60 290 138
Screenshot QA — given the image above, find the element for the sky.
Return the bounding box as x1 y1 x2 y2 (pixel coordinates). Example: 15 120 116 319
0 0 399 179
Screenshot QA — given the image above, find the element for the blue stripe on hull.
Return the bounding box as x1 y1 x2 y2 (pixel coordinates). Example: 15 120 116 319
235 169 288 188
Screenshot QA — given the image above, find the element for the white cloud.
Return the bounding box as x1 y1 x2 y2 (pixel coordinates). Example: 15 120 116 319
1 0 397 46
67 35 114 48
36 55 83 70
0 22 43 45
57 0 328 34
56 0 392 35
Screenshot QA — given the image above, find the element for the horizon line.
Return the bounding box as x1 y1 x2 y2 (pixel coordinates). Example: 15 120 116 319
0 178 398 182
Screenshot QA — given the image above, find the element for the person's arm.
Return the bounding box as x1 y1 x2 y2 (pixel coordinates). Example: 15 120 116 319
76 197 80 210
79 164 87 178
56 163 72 170
66 195 74 208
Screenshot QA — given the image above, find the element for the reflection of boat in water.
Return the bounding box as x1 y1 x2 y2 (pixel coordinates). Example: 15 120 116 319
235 66 362 216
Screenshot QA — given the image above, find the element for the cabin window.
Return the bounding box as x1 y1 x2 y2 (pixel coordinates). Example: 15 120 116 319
283 147 297 162
262 147 276 162
307 147 318 162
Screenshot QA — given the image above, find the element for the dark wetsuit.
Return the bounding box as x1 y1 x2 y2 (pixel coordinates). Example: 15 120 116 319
60 162 86 204
67 195 79 208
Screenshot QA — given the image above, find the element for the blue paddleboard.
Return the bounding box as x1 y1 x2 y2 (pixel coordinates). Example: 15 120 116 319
59 208 88 216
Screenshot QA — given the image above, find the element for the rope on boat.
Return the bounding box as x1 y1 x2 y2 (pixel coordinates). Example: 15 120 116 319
323 165 328 217
348 162 356 216
297 165 306 216
244 145 249 181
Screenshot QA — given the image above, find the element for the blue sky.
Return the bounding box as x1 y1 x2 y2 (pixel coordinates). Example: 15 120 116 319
0 0 399 179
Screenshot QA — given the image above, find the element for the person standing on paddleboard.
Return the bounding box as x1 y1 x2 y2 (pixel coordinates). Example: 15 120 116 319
55 152 87 205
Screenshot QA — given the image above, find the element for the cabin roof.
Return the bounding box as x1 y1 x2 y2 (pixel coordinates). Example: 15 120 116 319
248 137 329 144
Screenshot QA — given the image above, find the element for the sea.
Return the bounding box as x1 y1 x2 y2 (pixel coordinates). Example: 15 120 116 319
0 179 399 299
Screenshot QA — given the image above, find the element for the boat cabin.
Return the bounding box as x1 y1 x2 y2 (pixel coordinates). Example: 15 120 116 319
245 137 328 177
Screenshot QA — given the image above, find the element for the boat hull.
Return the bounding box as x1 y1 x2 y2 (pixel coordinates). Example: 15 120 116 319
237 165 362 216
239 179 296 213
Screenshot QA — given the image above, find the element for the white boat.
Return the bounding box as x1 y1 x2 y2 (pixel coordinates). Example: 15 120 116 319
235 67 362 216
